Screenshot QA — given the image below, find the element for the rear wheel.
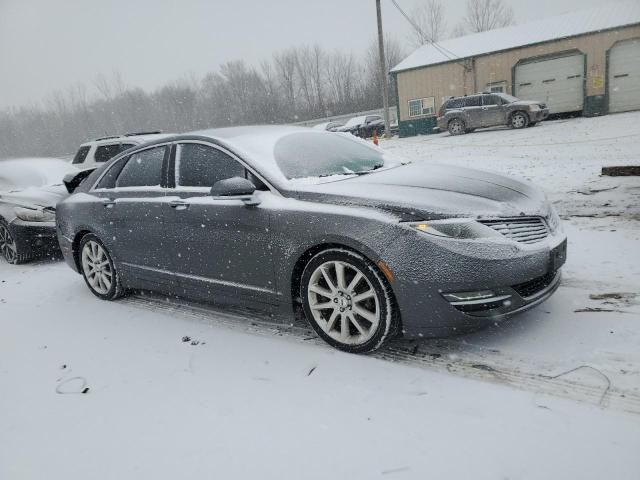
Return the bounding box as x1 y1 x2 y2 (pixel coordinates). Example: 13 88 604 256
448 118 466 135
0 221 19 264
510 111 529 129
300 248 398 353
79 234 124 300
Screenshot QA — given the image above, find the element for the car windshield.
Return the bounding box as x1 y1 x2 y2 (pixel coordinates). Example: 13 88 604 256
497 93 519 103
274 132 406 180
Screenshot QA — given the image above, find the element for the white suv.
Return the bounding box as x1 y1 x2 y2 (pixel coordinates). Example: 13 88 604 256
71 131 173 168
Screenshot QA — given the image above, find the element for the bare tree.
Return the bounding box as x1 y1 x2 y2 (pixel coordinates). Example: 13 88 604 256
460 0 514 34
410 0 446 47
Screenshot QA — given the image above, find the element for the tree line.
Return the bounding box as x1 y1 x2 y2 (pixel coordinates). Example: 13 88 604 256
0 40 404 158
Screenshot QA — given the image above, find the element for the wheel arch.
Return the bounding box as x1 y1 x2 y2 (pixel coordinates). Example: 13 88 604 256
72 229 93 271
289 240 401 327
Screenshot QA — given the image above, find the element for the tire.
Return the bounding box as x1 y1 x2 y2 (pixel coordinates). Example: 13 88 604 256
510 111 529 129
300 248 398 353
0 219 21 265
448 118 466 135
78 233 124 300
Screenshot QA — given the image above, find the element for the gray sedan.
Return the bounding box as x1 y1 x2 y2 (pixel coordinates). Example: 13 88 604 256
57 126 567 353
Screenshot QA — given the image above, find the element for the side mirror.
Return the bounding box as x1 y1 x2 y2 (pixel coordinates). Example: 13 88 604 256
210 177 259 205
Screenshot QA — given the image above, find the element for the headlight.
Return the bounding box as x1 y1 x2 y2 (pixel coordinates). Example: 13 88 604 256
409 219 503 239
14 207 55 222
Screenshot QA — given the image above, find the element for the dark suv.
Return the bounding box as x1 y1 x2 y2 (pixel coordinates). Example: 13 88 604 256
436 93 549 135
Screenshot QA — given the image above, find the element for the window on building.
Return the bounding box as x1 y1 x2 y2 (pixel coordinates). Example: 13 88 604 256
408 97 436 118
486 81 507 93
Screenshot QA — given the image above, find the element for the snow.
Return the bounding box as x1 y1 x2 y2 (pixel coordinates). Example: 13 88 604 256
2 113 640 479
0 158 77 191
391 1 640 73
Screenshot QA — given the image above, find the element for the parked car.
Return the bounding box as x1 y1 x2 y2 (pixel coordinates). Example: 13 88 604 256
336 114 383 137
313 121 345 131
436 93 549 135
71 131 173 168
57 126 566 354
0 159 80 264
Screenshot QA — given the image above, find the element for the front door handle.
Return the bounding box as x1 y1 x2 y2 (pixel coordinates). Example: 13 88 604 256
102 199 115 208
169 200 189 210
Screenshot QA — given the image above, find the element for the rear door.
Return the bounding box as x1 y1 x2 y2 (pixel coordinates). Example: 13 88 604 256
462 96 483 128
163 141 276 304
92 144 173 290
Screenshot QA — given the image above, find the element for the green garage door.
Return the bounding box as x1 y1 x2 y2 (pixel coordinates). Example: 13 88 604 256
609 38 640 113
515 53 585 114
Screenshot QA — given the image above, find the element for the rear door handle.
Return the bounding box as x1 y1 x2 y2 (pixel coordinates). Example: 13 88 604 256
102 199 115 208
169 200 189 210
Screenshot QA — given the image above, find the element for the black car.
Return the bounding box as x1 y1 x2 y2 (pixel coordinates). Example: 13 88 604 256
0 185 66 264
56 126 566 353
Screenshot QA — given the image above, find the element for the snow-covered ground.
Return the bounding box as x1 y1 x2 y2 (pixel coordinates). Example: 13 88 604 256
2 113 640 479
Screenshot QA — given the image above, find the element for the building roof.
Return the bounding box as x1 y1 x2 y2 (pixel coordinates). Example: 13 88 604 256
391 2 640 73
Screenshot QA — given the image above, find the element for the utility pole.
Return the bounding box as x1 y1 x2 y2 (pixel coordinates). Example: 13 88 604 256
376 0 391 138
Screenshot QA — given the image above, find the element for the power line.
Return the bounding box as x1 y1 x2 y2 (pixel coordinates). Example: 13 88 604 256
389 0 460 62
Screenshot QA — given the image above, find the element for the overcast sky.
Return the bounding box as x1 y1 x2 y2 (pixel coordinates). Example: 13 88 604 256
0 0 617 109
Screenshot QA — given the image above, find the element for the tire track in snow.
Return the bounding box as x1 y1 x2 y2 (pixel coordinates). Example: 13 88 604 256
123 294 640 415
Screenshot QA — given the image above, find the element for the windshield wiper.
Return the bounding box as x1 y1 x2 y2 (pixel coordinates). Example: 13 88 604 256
353 164 384 175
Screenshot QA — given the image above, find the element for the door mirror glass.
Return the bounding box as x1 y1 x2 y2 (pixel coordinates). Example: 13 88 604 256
210 177 256 197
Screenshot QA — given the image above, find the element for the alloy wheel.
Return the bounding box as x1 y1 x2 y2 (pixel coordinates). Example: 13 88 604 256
307 260 381 346
81 240 114 295
0 224 17 263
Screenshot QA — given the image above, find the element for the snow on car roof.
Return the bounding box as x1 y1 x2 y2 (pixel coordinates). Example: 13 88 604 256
391 2 640 73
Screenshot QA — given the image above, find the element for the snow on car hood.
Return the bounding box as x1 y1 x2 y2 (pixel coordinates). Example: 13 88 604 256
0 184 68 209
290 162 549 219
0 158 77 191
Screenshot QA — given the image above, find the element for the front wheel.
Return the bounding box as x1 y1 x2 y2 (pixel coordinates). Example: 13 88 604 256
79 234 124 300
300 249 398 353
448 118 466 135
0 220 20 264
510 111 529 129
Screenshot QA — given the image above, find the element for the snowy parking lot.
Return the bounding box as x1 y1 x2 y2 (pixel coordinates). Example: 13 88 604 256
2 112 640 479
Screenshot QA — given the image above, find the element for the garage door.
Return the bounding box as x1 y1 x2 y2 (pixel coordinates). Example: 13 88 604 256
515 53 585 114
609 38 640 113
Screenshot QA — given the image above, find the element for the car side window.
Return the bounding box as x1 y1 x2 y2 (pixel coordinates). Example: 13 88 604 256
119 143 136 153
115 146 167 188
448 98 464 109
94 143 122 163
483 95 502 106
464 96 481 107
176 143 246 188
72 146 90 164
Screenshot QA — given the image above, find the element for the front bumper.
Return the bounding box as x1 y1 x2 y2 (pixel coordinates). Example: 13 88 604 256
382 229 567 337
9 219 60 259
531 108 549 122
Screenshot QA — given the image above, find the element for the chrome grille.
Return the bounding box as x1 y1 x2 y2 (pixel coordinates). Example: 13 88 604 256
479 217 549 244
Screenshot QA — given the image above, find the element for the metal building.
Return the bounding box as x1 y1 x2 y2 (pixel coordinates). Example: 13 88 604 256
391 3 640 137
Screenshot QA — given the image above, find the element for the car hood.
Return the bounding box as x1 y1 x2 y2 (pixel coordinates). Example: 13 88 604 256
289 163 550 220
511 100 541 106
0 184 67 209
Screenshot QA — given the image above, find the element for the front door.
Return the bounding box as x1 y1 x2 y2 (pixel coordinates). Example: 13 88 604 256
163 142 276 304
481 94 507 127
92 144 173 291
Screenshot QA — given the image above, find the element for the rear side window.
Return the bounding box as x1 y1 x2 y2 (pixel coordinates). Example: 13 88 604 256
94 144 122 163
463 96 481 107
72 146 90 164
176 143 245 187
119 143 136 153
116 146 167 188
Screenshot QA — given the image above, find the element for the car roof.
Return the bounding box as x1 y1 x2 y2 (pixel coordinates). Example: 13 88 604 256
80 133 174 148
